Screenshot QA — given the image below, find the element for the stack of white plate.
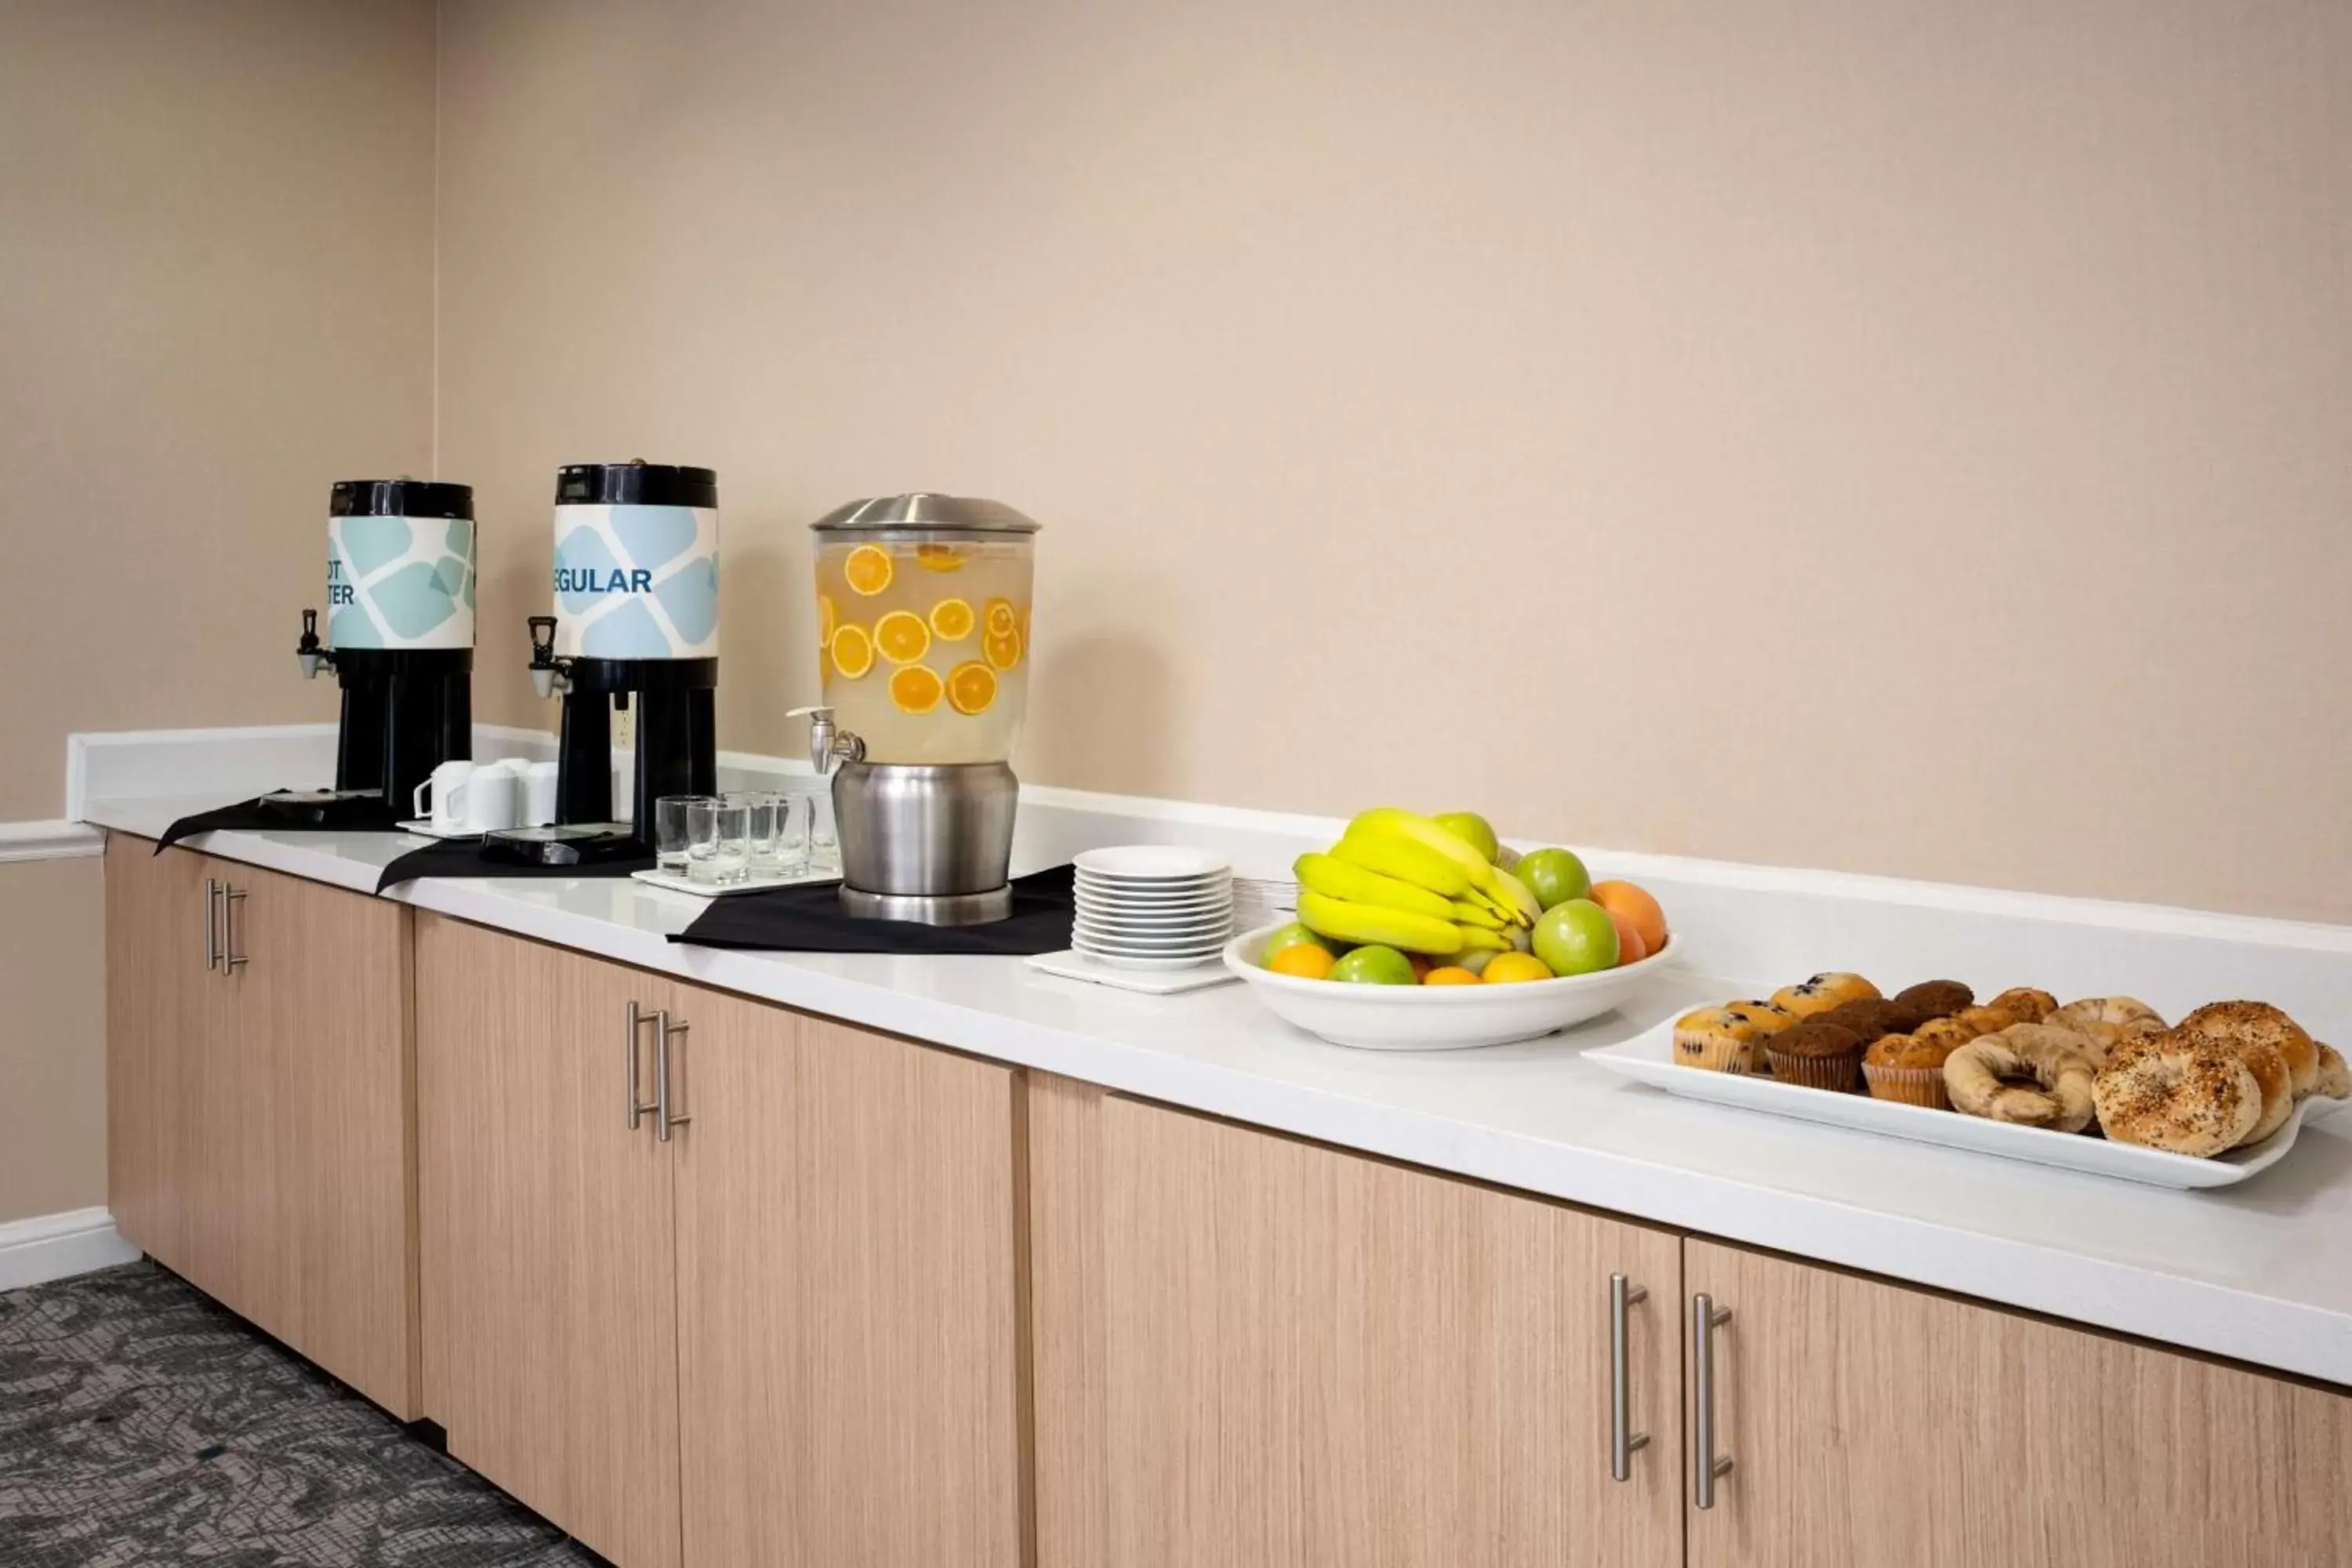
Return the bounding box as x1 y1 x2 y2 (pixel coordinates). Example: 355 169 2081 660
1073 846 1236 970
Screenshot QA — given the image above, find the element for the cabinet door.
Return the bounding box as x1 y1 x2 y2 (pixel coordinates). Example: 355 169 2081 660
103 836 207 1272
235 859 418 1415
416 914 682 1568
1029 1076 1683 1568
673 994 1024 1568
1683 1239 2352 1567
191 857 280 1335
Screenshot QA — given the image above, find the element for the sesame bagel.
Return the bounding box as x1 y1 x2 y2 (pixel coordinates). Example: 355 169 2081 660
2179 1001 2318 1099
2093 1029 2263 1157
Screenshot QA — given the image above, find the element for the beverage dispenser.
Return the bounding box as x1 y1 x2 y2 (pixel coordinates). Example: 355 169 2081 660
798 494 1040 924
286 478 475 823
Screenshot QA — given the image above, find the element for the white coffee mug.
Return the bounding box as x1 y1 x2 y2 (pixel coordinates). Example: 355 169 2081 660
464 764 521 832
415 760 477 830
521 761 559 828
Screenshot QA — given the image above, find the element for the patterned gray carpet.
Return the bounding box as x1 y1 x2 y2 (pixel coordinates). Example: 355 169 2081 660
0 1261 601 1567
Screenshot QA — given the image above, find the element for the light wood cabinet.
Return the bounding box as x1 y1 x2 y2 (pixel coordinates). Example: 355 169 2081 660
1029 1075 1683 1568
103 837 418 1416
416 913 1024 1568
1681 1239 2352 1568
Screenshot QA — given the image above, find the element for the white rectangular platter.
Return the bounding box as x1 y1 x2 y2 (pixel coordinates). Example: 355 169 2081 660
629 867 838 898
1588 1018 2342 1190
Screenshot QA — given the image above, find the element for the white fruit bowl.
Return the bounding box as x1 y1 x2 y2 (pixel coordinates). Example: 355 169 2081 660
1223 920 1678 1051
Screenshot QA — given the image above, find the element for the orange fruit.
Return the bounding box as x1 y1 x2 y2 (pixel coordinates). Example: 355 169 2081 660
874 609 931 664
889 664 943 713
929 597 976 641
947 660 997 716
983 626 1023 670
844 544 894 596
829 622 875 680
1604 908 1648 966
818 592 837 648
915 543 966 572
1482 952 1555 984
1266 943 1336 980
984 597 1018 638
1423 966 1482 985
1590 880 1667 955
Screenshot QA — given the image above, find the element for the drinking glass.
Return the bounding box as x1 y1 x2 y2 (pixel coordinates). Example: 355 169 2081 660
771 792 811 876
655 795 713 878
731 791 784 877
808 788 838 873
686 797 750 885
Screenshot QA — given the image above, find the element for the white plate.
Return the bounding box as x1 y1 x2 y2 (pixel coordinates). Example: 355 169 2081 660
1073 925 1229 949
1075 845 1231 880
629 867 838 898
398 818 488 841
1075 910 1236 935
1069 938 1228 972
1075 896 1234 918
1585 1019 2345 1190
1222 921 1679 1051
1073 938 1232 960
1074 884 1234 906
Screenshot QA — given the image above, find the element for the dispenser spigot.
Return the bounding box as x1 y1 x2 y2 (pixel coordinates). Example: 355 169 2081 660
296 608 332 679
527 614 571 698
785 706 865 775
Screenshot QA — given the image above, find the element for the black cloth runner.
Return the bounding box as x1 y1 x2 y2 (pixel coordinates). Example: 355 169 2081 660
670 862 1075 955
158 793 402 851
375 837 655 893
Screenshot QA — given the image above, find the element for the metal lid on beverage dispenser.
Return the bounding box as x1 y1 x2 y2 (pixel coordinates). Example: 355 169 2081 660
809 493 1040 538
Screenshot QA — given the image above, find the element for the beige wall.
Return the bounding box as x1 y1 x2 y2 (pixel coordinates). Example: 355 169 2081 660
0 858 106 1224
0 0 439 821
437 0 2352 921
0 1 437 1223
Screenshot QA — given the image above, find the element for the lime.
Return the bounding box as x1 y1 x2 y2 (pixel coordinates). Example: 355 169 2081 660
1433 811 1501 864
1532 898 1619 976
1329 946 1418 985
1515 847 1592 910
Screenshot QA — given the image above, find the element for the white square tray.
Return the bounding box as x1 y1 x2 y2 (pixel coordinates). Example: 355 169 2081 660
629 867 839 898
1588 1018 2343 1190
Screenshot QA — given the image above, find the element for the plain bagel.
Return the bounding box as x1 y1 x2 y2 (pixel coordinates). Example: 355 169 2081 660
2093 1029 2263 1157
1944 1025 2098 1132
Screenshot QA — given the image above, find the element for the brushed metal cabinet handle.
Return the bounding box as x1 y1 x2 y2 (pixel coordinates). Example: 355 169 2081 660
624 1001 659 1131
203 879 220 972
1609 1272 1650 1482
1692 1293 1734 1509
221 887 249 971
655 1014 691 1143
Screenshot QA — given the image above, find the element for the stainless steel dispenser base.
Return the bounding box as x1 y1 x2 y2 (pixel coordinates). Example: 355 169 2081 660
839 885 1014 926
833 759 1019 927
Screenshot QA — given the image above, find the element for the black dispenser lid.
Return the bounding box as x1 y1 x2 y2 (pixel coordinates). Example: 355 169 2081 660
556 462 718 509
330 479 474 519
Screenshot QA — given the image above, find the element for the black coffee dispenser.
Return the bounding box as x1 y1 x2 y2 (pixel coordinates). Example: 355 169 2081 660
487 462 717 862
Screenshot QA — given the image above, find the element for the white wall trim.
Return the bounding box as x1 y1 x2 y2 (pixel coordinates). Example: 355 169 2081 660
0 1207 140 1292
0 818 103 864
69 723 339 821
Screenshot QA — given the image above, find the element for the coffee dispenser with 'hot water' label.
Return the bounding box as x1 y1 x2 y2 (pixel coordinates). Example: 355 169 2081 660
486 461 719 863
282 479 476 824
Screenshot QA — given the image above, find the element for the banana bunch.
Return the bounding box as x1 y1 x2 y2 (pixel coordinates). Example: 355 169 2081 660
1293 808 1543 956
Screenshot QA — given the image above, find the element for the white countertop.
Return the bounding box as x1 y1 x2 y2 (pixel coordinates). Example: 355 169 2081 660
82 767 2352 1388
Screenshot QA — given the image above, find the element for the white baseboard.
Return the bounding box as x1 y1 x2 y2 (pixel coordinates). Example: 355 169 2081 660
0 1206 141 1292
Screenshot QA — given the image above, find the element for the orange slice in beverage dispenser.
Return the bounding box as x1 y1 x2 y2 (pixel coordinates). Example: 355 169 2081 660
983 625 1023 671
928 597 975 641
890 664 944 714
818 592 837 648
829 623 875 680
947 661 997 716
916 543 966 572
874 609 931 664
844 544 895 596
983 597 1018 638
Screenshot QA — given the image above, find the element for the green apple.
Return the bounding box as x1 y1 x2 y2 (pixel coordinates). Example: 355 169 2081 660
1448 946 1498 977
1432 811 1501 864
1532 898 1618 977
1329 945 1417 985
1259 921 1334 963
1515 847 1592 910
